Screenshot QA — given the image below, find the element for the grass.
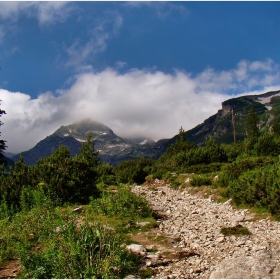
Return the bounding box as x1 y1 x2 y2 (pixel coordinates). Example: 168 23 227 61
220 225 252 236
147 234 169 243
0 205 143 279
0 184 157 279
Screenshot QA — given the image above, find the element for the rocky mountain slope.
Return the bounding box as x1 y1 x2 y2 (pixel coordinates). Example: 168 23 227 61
11 89 280 165
184 89 280 145
12 119 164 165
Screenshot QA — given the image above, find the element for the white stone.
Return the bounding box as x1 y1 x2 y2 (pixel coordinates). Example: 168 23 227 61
126 244 147 257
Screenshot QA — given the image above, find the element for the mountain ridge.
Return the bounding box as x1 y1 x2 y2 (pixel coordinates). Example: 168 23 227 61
11 89 280 166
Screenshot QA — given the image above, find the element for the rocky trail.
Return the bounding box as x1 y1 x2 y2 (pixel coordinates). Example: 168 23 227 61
1 180 280 279
130 181 280 279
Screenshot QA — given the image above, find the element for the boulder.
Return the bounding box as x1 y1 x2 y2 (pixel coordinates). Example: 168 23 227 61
210 250 280 279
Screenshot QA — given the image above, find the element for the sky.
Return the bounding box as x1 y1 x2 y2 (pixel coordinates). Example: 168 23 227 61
1 1 280 154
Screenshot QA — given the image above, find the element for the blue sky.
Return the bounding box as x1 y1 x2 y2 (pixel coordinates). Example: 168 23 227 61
1 1 280 153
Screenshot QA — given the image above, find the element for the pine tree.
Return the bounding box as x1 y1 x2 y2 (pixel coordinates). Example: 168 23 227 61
79 132 100 166
0 100 7 157
178 126 188 142
246 107 259 140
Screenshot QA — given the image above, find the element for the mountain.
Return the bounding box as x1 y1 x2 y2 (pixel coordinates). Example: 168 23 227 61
0 154 15 172
12 89 280 166
3 152 16 158
125 137 156 145
12 119 163 166
183 89 280 145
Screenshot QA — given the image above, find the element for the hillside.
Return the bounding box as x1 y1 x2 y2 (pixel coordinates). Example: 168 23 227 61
173 89 280 146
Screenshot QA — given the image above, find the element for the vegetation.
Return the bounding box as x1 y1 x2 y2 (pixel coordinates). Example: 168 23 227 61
246 107 260 141
220 225 252 236
0 100 7 164
0 132 155 278
113 157 154 185
0 198 142 279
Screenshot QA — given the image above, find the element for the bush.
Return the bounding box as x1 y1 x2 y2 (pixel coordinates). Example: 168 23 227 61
253 132 280 156
114 157 154 185
190 175 212 187
218 156 268 188
97 163 117 186
224 159 280 216
89 186 152 219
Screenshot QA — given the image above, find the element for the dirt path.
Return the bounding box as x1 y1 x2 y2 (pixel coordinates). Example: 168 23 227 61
0 259 21 279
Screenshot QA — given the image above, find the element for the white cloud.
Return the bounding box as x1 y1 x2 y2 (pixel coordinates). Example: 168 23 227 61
0 2 72 43
195 59 280 94
116 61 128 69
125 2 189 19
34 2 71 25
65 12 123 67
0 2 71 25
1 59 280 154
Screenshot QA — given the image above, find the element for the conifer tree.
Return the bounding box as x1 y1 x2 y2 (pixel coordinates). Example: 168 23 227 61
80 132 100 166
246 107 259 140
0 100 7 157
178 126 188 142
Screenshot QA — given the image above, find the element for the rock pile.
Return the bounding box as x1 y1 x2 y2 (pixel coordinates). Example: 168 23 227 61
131 183 280 279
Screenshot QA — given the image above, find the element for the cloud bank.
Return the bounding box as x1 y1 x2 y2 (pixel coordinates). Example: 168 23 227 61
1 59 280 154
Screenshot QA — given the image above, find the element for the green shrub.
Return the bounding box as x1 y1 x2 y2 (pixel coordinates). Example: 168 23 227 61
170 181 181 189
97 163 117 186
184 162 223 174
89 186 152 219
253 132 280 156
190 175 212 187
114 157 154 185
218 156 268 188
224 159 280 216
0 203 142 279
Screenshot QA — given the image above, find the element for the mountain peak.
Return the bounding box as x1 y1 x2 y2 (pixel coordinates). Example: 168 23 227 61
54 118 114 141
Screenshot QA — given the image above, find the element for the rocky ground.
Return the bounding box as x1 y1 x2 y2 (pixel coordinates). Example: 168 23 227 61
131 181 280 279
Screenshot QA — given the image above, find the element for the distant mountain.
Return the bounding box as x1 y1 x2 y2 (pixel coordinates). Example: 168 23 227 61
3 152 16 159
12 90 280 166
12 119 164 166
125 137 156 145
